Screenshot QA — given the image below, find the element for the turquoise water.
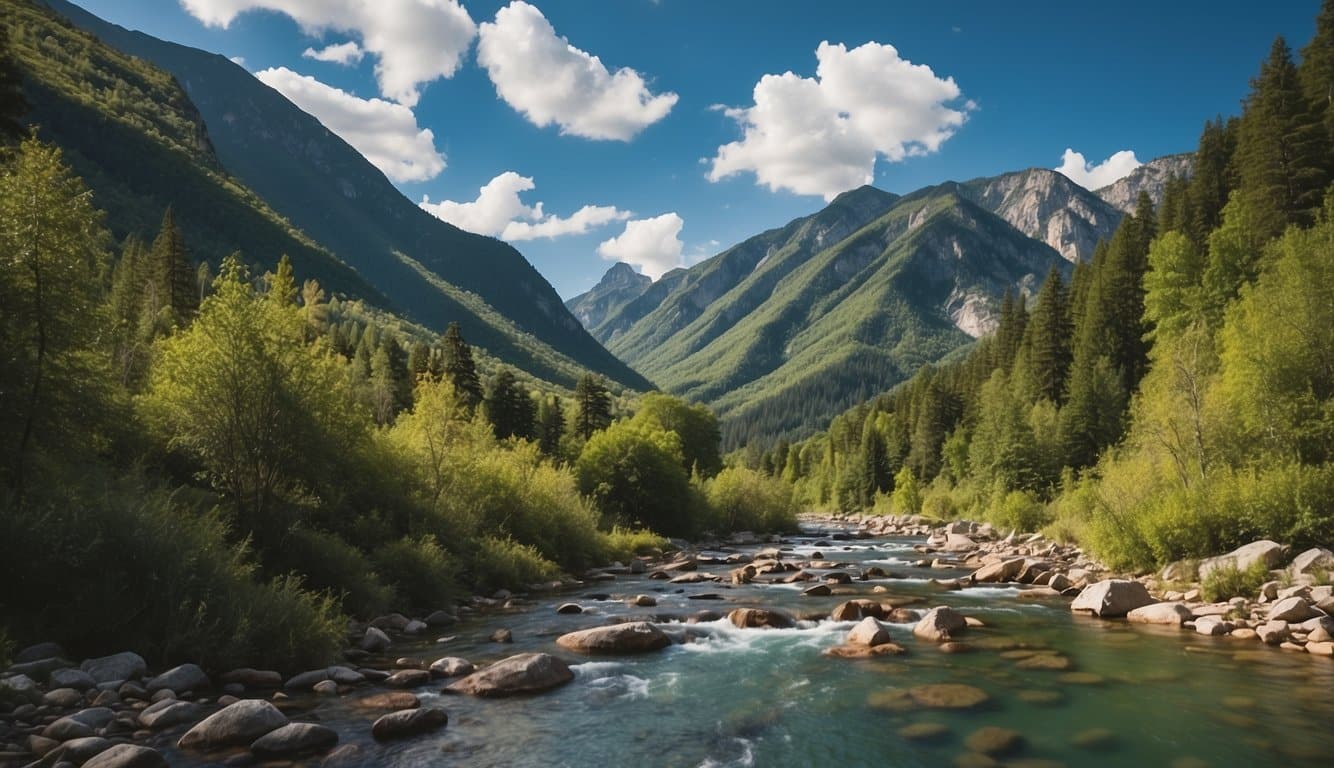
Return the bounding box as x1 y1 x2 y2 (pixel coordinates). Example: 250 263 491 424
167 531 1334 766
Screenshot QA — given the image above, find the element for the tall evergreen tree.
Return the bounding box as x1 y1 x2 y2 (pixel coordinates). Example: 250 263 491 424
1300 0 1334 150
574 374 613 439
149 207 198 328
537 395 566 456
991 289 1028 373
1186 117 1238 248
407 341 431 383
1021 267 1072 404
857 418 890 506
1234 37 1330 241
441 322 483 411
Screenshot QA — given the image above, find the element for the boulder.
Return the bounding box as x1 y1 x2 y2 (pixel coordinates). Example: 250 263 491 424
429 657 475 678
556 622 671 654
446 653 574 697
802 584 832 597
177 699 288 751
1194 616 1232 636
1290 547 1334 576
15 642 66 664
1256 621 1289 645
912 607 967 642
83 745 167 768
81 652 146 684
44 687 84 708
907 683 990 710
371 708 448 740
313 680 339 696
555 603 583 615
146 663 208 694
1267 597 1321 623
403 620 428 635
1126 602 1193 626
250 722 339 758
0 674 42 706
49 667 97 691
43 716 95 741
971 558 1025 584
846 617 891 647
1070 580 1154 618
942 534 977 552
360 627 392 652
630 595 657 607
138 700 201 729
384 669 431 688
51 736 111 764
1197 541 1286 580
424 610 456 627
727 608 795 629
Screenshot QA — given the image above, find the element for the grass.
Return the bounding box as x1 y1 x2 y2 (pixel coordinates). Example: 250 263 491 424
1201 560 1273 602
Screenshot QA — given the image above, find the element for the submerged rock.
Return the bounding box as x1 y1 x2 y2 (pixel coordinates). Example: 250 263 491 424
966 726 1024 756
446 653 574 697
908 683 990 709
556 622 671 654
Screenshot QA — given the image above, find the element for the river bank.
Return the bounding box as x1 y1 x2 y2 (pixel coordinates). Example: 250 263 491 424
2 518 1331 767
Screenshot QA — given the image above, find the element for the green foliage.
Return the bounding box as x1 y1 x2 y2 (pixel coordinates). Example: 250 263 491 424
889 466 922 516
989 489 1052 534
632 392 723 477
1201 560 1273 602
371 536 457 613
574 374 614 439
442 322 483 411
576 420 695 536
468 536 560 592
485 367 536 441
598 527 670 563
271 526 395 618
704 466 798 534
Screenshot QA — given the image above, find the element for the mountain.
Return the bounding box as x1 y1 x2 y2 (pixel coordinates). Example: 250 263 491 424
565 262 651 331
959 168 1124 263
38 0 649 391
1096 153 1195 212
600 185 1067 446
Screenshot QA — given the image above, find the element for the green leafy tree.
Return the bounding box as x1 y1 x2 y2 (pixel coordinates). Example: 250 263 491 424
0 138 111 495
631 392 722 477
576 420 692 536
441 322 483 412
574 374 613 439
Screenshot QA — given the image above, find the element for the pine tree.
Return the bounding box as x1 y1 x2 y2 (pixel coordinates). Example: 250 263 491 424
1187 117 1237 248
441 322 482 411
538 395 566 456
1234 37 1331 241
107 235 153 387
0 24 27 143
149 207 198 328
1021 267 1072 404
486 368 534 440
574 374 613 439
1300 0 1334 151
991 289 1028 372
407 341 431 383
858 418 890 507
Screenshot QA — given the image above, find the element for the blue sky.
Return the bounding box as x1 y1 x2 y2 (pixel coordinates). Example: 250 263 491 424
73 1 1321 299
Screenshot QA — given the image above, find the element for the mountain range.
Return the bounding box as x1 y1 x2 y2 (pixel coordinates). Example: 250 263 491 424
24 0 648 391
569 158 1191 446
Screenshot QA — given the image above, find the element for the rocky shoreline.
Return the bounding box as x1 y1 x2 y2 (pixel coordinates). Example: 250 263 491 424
2 516 1330 767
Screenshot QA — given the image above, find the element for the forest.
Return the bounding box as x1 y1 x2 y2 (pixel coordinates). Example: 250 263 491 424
770 18 1334 577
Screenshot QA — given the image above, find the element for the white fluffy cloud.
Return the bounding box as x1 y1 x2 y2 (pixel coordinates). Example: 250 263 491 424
709 41 972 200
597 214 685 280
180 0 476 106
419 172 629 241
255 67 445 182
1054 148 1142 190
302 41 364 65
476 1 677 140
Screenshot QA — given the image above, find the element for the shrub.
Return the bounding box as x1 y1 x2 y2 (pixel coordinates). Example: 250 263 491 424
1201 560 1272 602
372 536 457 613
576 421 694 536
989 490 1052 534
0 476 345 672
889 467 922 515
599 527 670 563
270 526 395 618
469 536 560 592
704 466 798 534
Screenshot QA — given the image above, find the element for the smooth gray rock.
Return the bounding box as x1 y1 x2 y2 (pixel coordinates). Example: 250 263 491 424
250 722 339 757
1268 596 1321 623
370 708 448 740
446 653 573 697
146 664 208 694
428 657 474 678
49 667 97 691
51 736 110 764
1070 580 1154 617
555 622 671 654
80 653 146 685
1197 541 1286 580
177 699 287 751
138 699 200 729
82 744 167 768
360 627 392 652
1127 602 1193 626
0 674 42 706
16 643 67 664
1290 547 1334 576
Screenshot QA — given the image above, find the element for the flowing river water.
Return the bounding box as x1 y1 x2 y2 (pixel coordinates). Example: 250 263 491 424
168 527 1334 767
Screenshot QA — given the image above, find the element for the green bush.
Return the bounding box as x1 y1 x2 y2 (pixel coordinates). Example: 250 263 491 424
372 536 457 613
271 526 395 618
1201 560 1272 602
576 420 694 536
0 477 345 672
704 466 798 534
469 536 560 592
599 527 670 563
989 490 1052 534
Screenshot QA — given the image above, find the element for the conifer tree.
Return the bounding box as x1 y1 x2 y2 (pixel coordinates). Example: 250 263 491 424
108 235 152 387
1187 118 1237 248
538 395 566 456
441 322 483 411
149 207 199 328
1300 0 1334 149
1021 267 1072 404
574 374 613 439
407 341 431 383
857 418 890 506
485 368 535 440
1234 37 1330 240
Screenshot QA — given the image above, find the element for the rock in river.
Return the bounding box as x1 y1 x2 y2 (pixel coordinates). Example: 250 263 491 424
1070 580 1154 618
912 607 967 642
556 622 671 654
250 722 339 758
177 699 288 751
372 708 448 740
429 657 475 677
446 653 574 697
728 608 796 629
847 617 892 647
1126 602 1192 626
82 745 167 768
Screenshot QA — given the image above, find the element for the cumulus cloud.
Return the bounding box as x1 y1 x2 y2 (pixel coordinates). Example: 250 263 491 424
302 40 364 65
419 172 629 241
255 67 445 182
1054 148 1142 190
708 40 972 201
597 214 685 280
179 0 476 105
477 1 677 140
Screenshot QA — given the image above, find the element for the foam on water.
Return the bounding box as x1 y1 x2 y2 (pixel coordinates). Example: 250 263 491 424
697 737 755 768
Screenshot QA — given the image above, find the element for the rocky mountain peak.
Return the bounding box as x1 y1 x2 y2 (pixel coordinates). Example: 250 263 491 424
1095 153 1195 212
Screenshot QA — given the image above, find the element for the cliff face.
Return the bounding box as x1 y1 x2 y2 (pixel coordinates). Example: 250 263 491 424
1096 153 1195 212
960 168 1123 263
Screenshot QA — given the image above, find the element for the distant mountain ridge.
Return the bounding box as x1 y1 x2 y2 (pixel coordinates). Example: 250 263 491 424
1095 153 1195 212
564 262 650 331
39 0 650 391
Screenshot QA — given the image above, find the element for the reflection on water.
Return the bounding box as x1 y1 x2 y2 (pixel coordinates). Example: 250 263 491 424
163 531 1334 767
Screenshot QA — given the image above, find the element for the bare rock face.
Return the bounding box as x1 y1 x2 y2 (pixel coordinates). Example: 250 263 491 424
1094 154 1195 213
1071 580 1154 618
960 168 1122 263
555 622 671 654
445 653 574 698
